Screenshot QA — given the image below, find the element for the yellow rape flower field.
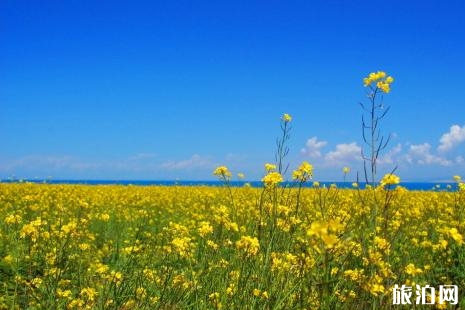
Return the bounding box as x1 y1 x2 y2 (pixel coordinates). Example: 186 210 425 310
1 73 464 309
1 180 465 309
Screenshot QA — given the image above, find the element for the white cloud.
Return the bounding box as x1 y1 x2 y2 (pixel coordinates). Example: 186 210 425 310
438 124 465 153
324 142 361 164
301 137 327 158
160 154 212 170
378 144 402 165
406 143 452 166
0 153 219 178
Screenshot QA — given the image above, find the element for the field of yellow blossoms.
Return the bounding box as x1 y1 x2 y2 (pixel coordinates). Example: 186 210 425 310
2 73 464 309
1 175 465 309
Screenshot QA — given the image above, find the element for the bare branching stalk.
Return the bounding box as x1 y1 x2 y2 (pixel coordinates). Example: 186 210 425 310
275 114 292 176
360 71 394 187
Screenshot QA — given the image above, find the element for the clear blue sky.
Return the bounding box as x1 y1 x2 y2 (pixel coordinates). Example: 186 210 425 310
2 0 465 181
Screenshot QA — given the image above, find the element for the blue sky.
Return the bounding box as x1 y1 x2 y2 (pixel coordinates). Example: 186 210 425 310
1 0 465 181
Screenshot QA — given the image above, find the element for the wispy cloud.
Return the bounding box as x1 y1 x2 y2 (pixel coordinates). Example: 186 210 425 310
128 153 158 161
0 155 99 172
300 137 327 158
456 156 465 165
225 153 248 162
0 153 222 179
160 154 213 170
0 153 162 177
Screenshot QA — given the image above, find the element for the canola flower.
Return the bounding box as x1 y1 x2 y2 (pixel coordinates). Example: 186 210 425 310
264 163 277 172
404 263 423 276
282 113 292 122
235 235 260 257
213 166 232 180
292 161 313 182
261 171 283 187
307 219 343 250
363 71 394 93
379 173 401 187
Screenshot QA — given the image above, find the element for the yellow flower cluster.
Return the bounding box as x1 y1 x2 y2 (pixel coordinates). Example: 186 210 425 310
235 235 260 257
363 71 394 93
197 221 214 237
80 287 98 301
262 171 283 187
307 219 343 250
292 161 313 182
4 214 22 225
271 252 299 274
213 166 232 180
208 292 222 308
19 217 44 242
264 163 277 172
282 113 292 122
453 175 465 191
343 269 364 282
404 263 423 276
447 227 463 245
171 237 194 258
252 288 269 299
379 173 400 187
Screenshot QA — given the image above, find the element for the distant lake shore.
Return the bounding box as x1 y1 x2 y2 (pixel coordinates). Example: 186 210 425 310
0 179 459 191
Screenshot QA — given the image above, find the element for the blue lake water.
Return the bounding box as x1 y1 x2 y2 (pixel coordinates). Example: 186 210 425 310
0 179 459 191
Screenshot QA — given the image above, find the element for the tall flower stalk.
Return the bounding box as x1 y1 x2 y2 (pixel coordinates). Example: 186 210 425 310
275 113 292 175
213 166 235 209
360 71 394 186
